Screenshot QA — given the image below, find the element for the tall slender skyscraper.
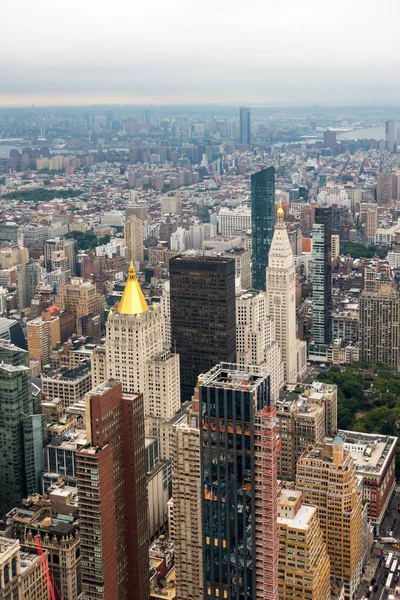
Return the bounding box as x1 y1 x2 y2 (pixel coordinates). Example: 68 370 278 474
385 119 396 152
200 363 278 600
251 167 275 291
170 256 236 400
266 206 298 383
16 260 42 310
172 401 203 600
312 207 332 348
0 342 44 515
239 106 251 145
124 215 144 265
77 381 149 600
376 172 393 206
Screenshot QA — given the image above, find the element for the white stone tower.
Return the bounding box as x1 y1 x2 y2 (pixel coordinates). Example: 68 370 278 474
266 206 298 383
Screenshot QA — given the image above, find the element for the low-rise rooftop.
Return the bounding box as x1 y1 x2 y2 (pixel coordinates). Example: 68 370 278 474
338 430 397 475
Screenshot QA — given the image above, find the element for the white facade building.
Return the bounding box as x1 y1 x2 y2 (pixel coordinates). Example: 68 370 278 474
266 207 299 383
236 289 284 402
217 206 251 236
105 264 180 459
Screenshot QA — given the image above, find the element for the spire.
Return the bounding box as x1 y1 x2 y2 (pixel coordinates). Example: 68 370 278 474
268 205 294 265
117 261 149 315
276 204 285 227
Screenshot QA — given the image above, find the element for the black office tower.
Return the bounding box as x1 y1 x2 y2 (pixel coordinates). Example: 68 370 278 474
169 256 236 401
239 107 251 145
312 207 332 347
199 363 278 600
251 166 275 291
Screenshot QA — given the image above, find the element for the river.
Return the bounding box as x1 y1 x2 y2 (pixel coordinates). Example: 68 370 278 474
338 126 386 141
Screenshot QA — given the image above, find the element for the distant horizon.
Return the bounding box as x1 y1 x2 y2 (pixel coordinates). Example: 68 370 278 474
0 98 400 111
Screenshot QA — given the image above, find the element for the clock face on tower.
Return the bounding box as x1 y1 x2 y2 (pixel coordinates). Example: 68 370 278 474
274 295 281 305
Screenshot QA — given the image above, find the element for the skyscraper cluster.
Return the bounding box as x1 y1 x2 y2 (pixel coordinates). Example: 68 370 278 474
1 105 397 600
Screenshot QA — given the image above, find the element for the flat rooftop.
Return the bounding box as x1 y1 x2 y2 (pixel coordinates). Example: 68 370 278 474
237 289 262 301
170 254 234 264
199 363 266 393
338 430 397 475
20 548 40 572
47 429 87 451
0 537 18 557
278 489 302 508
278 503 315 531
42 361 91 382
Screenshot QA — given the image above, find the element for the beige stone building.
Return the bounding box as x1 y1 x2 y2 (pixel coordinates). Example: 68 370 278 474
360 203 378 243
41 362 92 407
0 537 48 600
0 247 29 269
104 264 180 460
296 438 363 600
27 310 60 367
277 489 330 600
276 381 338 480
236 289 284 403
56 277 105 330
124 215 144 264
171 404 203 600
360 281 400 368
145 349 180 441
9 486 81 600
161 194 182 214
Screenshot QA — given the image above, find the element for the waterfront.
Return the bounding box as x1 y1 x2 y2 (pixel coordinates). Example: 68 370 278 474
338 126 385 140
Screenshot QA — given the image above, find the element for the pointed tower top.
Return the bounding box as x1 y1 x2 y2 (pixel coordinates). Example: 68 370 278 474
117 261 149 315
268 205 294 266
127 261 137 280
276 204 285 227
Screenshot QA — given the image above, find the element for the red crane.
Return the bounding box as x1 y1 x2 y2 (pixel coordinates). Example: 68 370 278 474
34 535 57 600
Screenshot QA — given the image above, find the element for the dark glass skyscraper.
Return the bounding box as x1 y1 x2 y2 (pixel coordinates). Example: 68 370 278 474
0 341 44 515
312 207 332 346
199 363 278 600
239 107 251 145
251 166 276 291
170 256 236 401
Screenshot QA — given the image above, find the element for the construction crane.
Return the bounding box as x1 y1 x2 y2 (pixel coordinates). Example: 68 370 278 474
34 535 57 600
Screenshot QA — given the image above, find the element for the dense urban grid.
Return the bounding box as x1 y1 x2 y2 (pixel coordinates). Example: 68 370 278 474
1 104 400 600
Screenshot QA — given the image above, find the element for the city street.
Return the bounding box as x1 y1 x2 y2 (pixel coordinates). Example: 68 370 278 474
356 490 400 599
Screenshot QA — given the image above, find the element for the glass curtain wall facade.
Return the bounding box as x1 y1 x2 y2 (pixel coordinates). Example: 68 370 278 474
312 207 332 346
239 107 251 145
199 364 272 600
251 167 275 291
170 256 236 401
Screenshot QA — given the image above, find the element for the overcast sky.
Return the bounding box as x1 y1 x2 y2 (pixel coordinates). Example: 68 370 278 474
1 0 399 106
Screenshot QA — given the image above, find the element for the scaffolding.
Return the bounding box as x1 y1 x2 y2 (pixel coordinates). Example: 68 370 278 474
34 535 58 600
260 405 278 600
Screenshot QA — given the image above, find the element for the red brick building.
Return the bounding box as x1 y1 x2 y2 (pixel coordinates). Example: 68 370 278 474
77 380 149 600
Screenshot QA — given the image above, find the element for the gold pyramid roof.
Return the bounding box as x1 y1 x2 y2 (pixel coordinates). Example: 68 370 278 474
118 262 149 315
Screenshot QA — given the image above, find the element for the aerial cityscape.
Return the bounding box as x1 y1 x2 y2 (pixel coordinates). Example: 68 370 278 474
2 0 400 599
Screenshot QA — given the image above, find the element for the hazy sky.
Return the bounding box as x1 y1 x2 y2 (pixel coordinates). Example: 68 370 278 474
1 0 399 106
